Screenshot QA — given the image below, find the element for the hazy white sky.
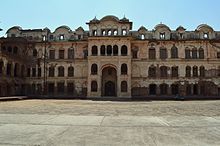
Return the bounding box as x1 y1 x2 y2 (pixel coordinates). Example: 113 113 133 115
0 0 220 36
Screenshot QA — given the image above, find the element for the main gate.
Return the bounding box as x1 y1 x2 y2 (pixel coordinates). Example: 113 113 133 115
102 66 117 96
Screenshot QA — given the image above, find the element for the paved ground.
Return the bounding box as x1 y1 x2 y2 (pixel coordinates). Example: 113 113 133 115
0 99 220 146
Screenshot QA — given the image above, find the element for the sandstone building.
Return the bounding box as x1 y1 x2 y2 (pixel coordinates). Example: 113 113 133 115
0 15 220 98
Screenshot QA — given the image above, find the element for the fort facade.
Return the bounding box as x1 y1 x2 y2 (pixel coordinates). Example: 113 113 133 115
0 15 220 98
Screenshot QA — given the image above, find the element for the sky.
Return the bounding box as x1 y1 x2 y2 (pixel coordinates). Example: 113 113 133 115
0 0 220 36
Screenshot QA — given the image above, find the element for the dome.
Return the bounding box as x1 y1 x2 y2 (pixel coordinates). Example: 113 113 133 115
55 25 71 32
76 26 84 31
43 27 51 32
100 15 119 22
6 26 22 33
176 26 186 31
154 23 170 31
138 26 148 32
196 24 213 32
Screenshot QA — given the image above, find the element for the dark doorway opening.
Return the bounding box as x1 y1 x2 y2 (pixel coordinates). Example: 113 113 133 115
48 83 54 95
193 84 198 95
171 84 179 95
102 66 117 97
104 81 116 96
149 84 156 95
218 88 220 96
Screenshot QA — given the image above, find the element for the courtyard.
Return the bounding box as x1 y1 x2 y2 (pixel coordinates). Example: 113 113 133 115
0 99 220 146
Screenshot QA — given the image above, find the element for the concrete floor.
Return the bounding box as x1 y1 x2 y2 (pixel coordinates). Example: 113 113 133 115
0 99 220 146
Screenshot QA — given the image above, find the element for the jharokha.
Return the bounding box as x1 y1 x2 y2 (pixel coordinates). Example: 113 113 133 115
0 15 220 98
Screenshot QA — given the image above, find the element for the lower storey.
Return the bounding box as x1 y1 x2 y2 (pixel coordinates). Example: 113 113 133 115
0 81 220 98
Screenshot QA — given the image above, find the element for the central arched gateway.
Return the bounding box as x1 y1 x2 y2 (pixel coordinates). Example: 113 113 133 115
102 66 117 96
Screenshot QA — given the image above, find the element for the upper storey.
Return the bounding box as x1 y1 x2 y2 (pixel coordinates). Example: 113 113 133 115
86 15 132 36
6 26 88 42
134 24 220 40
5 15 220 41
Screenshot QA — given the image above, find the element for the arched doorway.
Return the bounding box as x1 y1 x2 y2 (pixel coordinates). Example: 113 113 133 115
102 66 117 96
105 81 115 96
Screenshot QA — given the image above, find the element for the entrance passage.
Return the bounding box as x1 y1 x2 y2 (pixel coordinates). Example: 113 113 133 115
149 84 156 95
102 66 117 96
105 81 116 96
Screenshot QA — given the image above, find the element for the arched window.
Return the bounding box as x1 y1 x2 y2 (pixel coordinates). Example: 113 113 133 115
203 33 208 39
1 46 6 51
68 66 74 77
92 30 97 36
13 47 18 54
160 33 165 39
6 63 12 76
199 66 205 77
171 45 178 58
149 84 157 95
102 30 106 36
186 84 192 95
0 60 3 75
7 46 12 53
217 52 220 59
200 85 205 95
121 64 127 75
148 66 156 78
92 45 98 56
192 48 197 59
107 45 112 56
107 30 111 36
193 66 198 77
199 48 204 59
49 50 55 59
218 66 220 77
113 30 118 36
21 65 25 77
141 34 145 40
14 63 19 77
185 48 191 59
32 67 36 77
193 84 198 95
48 83 55 94
160 47 167 59
132 49 138 59
83 50 88 59
68 48 74 59
91 81 97 92
171 66 178 77
49 66 55 77
31 83 36 94
185 66 191 77
33 49 37 57
27 68 31 77
91 64 98 75
121 81 128 92
122 29 127 35
121 45 127 56
38 67 41 77
57 82 65 93
160 84 168 95
149 47 156 59
160 66 168 78
171 84 179 95
113 45 118 56
67 82 75 94
59 35 64 40
58 66 64 77
59 50 64 59
101 45 105 56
